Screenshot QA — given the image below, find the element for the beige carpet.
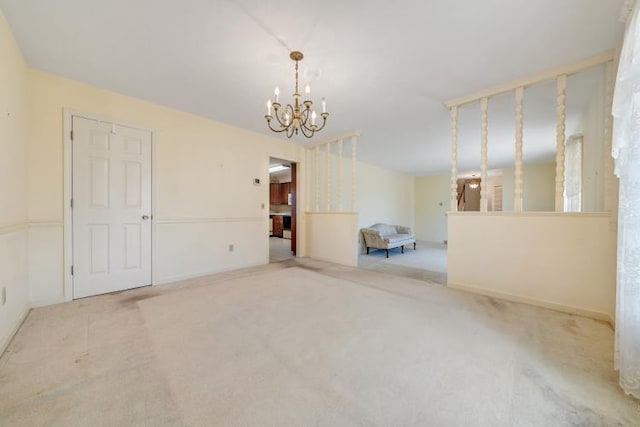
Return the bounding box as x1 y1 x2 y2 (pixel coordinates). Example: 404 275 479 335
358 241 448 284
2 260 639 426
138 266 637 426
269 236 293 263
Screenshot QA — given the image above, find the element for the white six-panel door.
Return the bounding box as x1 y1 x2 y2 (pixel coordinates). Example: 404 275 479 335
72 116 152 298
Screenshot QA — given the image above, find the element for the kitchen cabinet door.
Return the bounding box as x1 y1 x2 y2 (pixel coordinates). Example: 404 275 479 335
270 183 279 204
281 182 290 204
272 215 284 237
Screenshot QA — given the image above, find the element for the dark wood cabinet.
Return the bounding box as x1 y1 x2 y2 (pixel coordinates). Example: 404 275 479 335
280 182 290 204
272 215 283 237
270 182 291 205
270 183 280 204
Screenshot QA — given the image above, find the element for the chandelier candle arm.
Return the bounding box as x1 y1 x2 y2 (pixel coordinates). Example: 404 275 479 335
264 51 329 139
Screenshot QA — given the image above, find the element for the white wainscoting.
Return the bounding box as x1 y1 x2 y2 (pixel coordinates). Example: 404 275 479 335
25 218 271 304
448 212 616 324
305 212 359 267
0 222 30 354
28 222 64 307
153 217 269 284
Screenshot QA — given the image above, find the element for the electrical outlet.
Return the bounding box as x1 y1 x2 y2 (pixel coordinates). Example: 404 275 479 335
1 287 6 306
229 244 234 252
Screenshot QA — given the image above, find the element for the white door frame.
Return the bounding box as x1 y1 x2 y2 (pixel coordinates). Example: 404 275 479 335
63 109 156 301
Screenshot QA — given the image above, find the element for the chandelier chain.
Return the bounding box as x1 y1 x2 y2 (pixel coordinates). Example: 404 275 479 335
295 60 299 97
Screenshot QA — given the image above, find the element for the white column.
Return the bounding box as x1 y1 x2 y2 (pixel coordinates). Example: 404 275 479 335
326 142 331 212
480 97 489 212
338 139 343 211
555 74 567 212
450 106 459 211
514 87 524 212
315 145 320 212
351 136 357 212
603 60 615 213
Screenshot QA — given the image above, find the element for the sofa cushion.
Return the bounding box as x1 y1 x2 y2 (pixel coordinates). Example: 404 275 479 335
384 234 415 245
370 223 397 236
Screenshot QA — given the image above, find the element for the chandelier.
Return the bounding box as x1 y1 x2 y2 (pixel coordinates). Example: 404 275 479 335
265 51 328 138
468 177 480 189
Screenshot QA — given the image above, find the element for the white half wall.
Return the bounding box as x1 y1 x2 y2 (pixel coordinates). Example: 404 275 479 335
28 223 63 307
0 227 29 353
448 212 616 323
306 213 359 267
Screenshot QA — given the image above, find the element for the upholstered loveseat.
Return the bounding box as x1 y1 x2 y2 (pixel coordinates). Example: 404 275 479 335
360 223 416 258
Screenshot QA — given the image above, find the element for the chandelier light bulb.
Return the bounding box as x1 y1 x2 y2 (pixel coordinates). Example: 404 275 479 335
305 84 311 95
311 110 317 126
266 99 272 116
274 86 280 102
322 97 326 114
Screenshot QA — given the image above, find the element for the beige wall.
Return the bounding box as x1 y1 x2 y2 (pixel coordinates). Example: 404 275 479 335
0 11 30 352
357 161 415 230
355 161 414 253
5 29 416 308
577 76 606 212
415 163 555 242
303 147 415 232
501 163 556 212
522 163 556 211
415 173 449 243
26 69 307 302
448 212 616 323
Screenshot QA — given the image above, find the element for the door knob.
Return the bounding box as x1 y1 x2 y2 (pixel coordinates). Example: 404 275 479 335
142 215 150 220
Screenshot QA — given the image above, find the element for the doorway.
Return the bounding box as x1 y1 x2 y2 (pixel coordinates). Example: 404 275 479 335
68 115 153 298
268 157 296 263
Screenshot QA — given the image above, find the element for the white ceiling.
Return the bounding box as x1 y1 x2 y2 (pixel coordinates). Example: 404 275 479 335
0 0 625 175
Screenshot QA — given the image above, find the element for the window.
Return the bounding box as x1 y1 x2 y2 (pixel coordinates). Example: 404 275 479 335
564 134 583 212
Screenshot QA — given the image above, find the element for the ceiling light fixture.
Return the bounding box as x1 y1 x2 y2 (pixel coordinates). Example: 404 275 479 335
265 51 328 138
269 164 290 173
468 176 480 190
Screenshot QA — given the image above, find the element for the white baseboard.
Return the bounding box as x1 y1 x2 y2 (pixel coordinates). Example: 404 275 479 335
448 281 615 327
31 296 65 308
0 307 30 357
